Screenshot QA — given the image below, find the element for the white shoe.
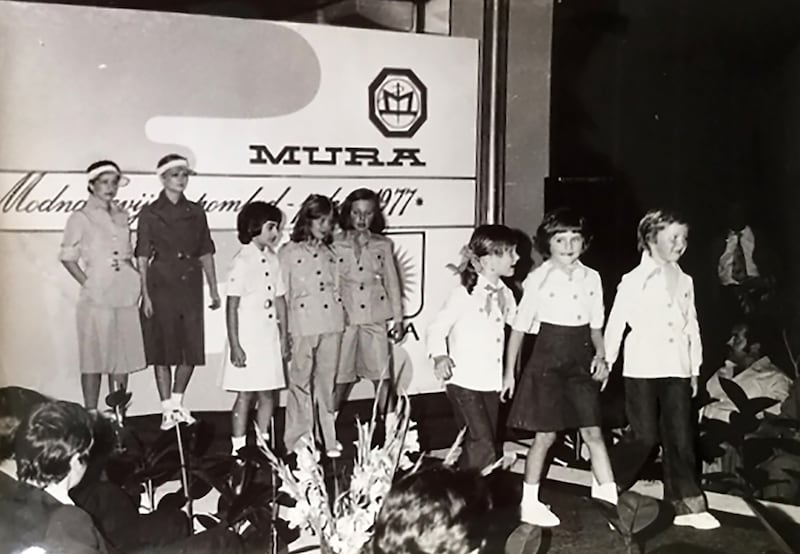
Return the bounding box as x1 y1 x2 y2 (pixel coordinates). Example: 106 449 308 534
673 512 721 530
160 410 178 431
326 441 343 458
592 482 619 505
172 405 196 426
521 500 560 527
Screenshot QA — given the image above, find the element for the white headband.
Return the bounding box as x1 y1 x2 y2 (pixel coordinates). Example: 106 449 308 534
87 164 129 186
156 158 192 177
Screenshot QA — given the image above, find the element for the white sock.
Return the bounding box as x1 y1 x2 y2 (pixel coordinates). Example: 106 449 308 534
161 399 173 412
231 435 246 454
522 481 540 503
171 393 184 406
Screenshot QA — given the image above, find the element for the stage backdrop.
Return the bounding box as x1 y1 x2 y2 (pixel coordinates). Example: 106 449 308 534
0 1 478 415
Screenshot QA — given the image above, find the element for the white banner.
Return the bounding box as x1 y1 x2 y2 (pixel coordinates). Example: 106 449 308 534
0 1 479 414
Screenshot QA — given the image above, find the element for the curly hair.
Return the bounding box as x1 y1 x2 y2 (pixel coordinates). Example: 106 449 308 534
534 206 591 259
371 467 491 554
637 209 688 252
237 201 283 245
338 188 386 233
290 194 336 244
15 401 93 486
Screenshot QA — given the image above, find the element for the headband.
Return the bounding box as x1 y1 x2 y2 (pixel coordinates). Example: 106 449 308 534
156 158 193 177
86 163 129 187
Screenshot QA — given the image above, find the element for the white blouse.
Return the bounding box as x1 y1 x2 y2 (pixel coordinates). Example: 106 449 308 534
426 275 517 392
512 260 604 334
604 252 702 378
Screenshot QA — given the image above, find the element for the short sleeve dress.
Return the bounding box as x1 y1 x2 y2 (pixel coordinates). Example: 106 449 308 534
220 243 287 392
59 195 146 375
134 191 215 366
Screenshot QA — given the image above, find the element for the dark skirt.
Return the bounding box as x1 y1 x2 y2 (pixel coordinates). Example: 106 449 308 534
141 260 206 366
507 322 601 432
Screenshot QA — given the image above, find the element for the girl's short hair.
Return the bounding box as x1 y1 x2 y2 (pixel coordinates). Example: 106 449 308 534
236 201 283 245
15 401 93 486
338 188 386 233
534 207 591 258
637 209 688 252
371 466 491 554
290 194 336 244
457 224 517 294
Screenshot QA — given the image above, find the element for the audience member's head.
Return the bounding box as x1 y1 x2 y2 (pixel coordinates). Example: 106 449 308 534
371 466 491 554
0 387 49 462
15 401 93 489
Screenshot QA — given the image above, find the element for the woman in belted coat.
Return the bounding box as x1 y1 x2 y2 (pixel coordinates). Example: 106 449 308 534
59 160 146 413
135 154 220 431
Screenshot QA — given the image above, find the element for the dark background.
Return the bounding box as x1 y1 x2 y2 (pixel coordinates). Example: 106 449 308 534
547 0 800 370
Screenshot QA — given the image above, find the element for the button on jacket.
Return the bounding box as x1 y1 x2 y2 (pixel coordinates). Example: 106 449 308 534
59 195 141 308
279 241 344 337
134 191 216 303
333 232 403 325
427 275 517 392
512 260 604 334
604 252 702 378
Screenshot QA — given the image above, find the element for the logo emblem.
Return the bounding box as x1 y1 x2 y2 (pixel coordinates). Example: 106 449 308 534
368 68 428 138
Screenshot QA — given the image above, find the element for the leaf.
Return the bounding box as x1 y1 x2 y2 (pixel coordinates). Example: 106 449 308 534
442 427 467 467
616 491 660 536
157 491 186 511
730 411 761 438
188 420 215 459
719 378 750 413
745 498 800 554
194 514 220 530
104 389 132 409
505 523 542 554
744 397 780 416
187 476 213 500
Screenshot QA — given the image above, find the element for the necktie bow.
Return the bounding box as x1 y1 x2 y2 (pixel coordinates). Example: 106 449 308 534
484 284 507 316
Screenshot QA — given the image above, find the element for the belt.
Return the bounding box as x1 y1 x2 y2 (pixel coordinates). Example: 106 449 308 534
153 252 196 261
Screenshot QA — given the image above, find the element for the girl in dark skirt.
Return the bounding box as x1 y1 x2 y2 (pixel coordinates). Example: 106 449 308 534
502 208 616 527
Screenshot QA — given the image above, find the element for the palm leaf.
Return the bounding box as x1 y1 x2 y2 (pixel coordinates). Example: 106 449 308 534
443 427 467 467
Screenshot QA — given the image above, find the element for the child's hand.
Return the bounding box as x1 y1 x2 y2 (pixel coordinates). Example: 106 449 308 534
209 289 221 310
500 374 515 402
389 320 405 344
141 295 154 318
230 345 247 368
433 355 455 381
281 335 292 362
591 357 609 386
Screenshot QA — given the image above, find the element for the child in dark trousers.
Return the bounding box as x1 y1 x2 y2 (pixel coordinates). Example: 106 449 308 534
427 225 519 471
604 209 720 530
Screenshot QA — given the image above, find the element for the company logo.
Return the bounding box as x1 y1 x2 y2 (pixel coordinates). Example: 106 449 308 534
368 68 427 138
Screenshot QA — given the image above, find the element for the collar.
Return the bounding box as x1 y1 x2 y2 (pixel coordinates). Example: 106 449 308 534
0 459 17 479
85 194 118 213
43 482 74 505
476 273 504 292
728 225 753 238
154 190 188 209
538 259 587 286
636 251 681 284
245 241 276 258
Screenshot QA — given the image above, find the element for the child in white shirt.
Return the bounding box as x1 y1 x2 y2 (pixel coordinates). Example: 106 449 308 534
505 208 616 527
427 225 519 471
605 209 720 530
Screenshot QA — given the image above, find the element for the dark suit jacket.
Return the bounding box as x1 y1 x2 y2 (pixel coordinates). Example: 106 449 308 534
0 472 113 554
